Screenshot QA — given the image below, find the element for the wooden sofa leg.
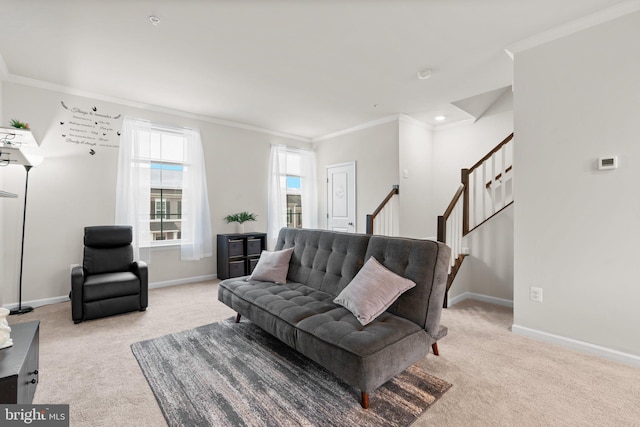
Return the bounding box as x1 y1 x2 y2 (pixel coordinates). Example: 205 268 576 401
361 391 369 409
235 313 241 323
432 342 440 356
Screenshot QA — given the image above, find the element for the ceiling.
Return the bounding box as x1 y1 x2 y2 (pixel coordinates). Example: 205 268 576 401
0 0 632 140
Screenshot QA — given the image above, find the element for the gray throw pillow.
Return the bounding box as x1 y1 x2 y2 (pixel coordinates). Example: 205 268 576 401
248 247 294 284
333 256 416 326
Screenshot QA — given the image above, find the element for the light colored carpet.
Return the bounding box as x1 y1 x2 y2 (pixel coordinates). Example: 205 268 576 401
8 281 640 426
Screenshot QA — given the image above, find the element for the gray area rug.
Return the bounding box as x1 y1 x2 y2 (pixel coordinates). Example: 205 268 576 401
131 318 451 427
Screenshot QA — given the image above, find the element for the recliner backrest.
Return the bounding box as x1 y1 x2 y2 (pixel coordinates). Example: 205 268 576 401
83 226 134 275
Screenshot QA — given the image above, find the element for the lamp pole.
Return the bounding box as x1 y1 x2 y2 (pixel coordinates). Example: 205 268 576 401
10 165 34 315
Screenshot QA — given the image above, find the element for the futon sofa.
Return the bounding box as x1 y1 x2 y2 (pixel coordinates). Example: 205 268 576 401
218 228 450 408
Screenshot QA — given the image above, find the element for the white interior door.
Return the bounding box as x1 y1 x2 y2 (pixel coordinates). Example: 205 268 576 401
327 162 356 232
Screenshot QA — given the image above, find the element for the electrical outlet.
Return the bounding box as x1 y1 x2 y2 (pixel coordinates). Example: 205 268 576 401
530 286 543 303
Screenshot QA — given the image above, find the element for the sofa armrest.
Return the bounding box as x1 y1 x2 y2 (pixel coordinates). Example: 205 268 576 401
70 264 84 322
131 261 148 309
428 324 448 342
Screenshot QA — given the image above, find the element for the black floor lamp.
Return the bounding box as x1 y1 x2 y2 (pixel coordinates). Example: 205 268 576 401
0 127 42 316
10 165 34 315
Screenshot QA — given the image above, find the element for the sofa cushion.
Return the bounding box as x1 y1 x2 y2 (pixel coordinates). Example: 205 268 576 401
220 278 337 325
295 313 429 392
248 247 294 284
333 257 416 326
219 277 423 356
275 228 370 297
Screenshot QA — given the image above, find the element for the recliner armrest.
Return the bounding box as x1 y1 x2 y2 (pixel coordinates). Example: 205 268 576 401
70 264 85 322
131 261 148 309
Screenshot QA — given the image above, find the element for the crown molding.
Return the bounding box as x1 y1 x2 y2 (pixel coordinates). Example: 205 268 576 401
4 73 312 143
398 114 433 130
505 0 640 57
312 114 403 143
432 117 476 132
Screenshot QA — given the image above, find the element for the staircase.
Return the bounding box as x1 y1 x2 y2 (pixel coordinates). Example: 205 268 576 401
437 133 514 304
366 133 514 305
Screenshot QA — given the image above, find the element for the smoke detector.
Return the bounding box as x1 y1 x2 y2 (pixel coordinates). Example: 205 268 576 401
417 69 432 80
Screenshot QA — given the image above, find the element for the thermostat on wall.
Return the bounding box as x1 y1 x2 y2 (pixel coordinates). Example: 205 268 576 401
598 156 618 170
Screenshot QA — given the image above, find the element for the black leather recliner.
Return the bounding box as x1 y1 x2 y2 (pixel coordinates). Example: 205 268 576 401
71 226 148 324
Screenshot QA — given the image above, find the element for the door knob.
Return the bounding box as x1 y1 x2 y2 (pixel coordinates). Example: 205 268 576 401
348 222 354 226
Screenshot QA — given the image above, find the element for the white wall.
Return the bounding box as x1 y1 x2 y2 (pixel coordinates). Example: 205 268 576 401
433 91 514 303
315 120 399 234
513 11 640 356
398 117 434 238
451 205 514 303
1 82 308 306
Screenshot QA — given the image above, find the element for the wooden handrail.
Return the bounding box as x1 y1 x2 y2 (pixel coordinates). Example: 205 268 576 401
442 184 465 220
366 185 399 234
437 184 464 243
468 133 513 174
371 185 399 217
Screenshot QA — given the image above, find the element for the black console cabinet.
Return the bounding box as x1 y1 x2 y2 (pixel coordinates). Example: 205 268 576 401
217 233 267 279
0 320 39 404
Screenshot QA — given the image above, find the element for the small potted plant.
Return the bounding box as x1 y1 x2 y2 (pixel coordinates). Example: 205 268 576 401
224 211 257 234
9 119 29 129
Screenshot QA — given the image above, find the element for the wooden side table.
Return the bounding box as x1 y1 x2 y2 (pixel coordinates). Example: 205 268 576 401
0 320 40 404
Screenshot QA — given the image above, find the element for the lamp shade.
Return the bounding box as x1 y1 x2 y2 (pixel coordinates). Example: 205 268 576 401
0 128 44 167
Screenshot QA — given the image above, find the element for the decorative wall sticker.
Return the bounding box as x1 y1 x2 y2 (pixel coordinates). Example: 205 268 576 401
58 101 123 149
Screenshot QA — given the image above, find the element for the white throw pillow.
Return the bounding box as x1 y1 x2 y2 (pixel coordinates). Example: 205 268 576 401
333 257 416 326
248 247 294 284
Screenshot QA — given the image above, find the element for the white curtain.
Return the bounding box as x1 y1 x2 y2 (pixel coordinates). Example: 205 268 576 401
267 145 318 249
180 128 213 260
267 145 288 249
300 149 318 230
115 117 212 262
115 117 151 262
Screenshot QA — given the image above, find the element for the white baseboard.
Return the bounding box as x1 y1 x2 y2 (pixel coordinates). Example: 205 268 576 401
3 295 71 310
448 291 513 308
512 324 640 369
149 274 218 289
2 274 219 310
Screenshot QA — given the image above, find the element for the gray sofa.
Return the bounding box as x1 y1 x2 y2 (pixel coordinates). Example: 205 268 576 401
218 228 451 408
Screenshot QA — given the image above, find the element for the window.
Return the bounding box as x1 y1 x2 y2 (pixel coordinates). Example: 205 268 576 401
139 130 185 243
267 145 317 248
116 118 213 261
285 152 303 229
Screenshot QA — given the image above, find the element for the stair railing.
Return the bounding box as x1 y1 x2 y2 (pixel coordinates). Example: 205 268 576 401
366 185 399 235
437 183 465 270
464 133 514 234
437 133 514 305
